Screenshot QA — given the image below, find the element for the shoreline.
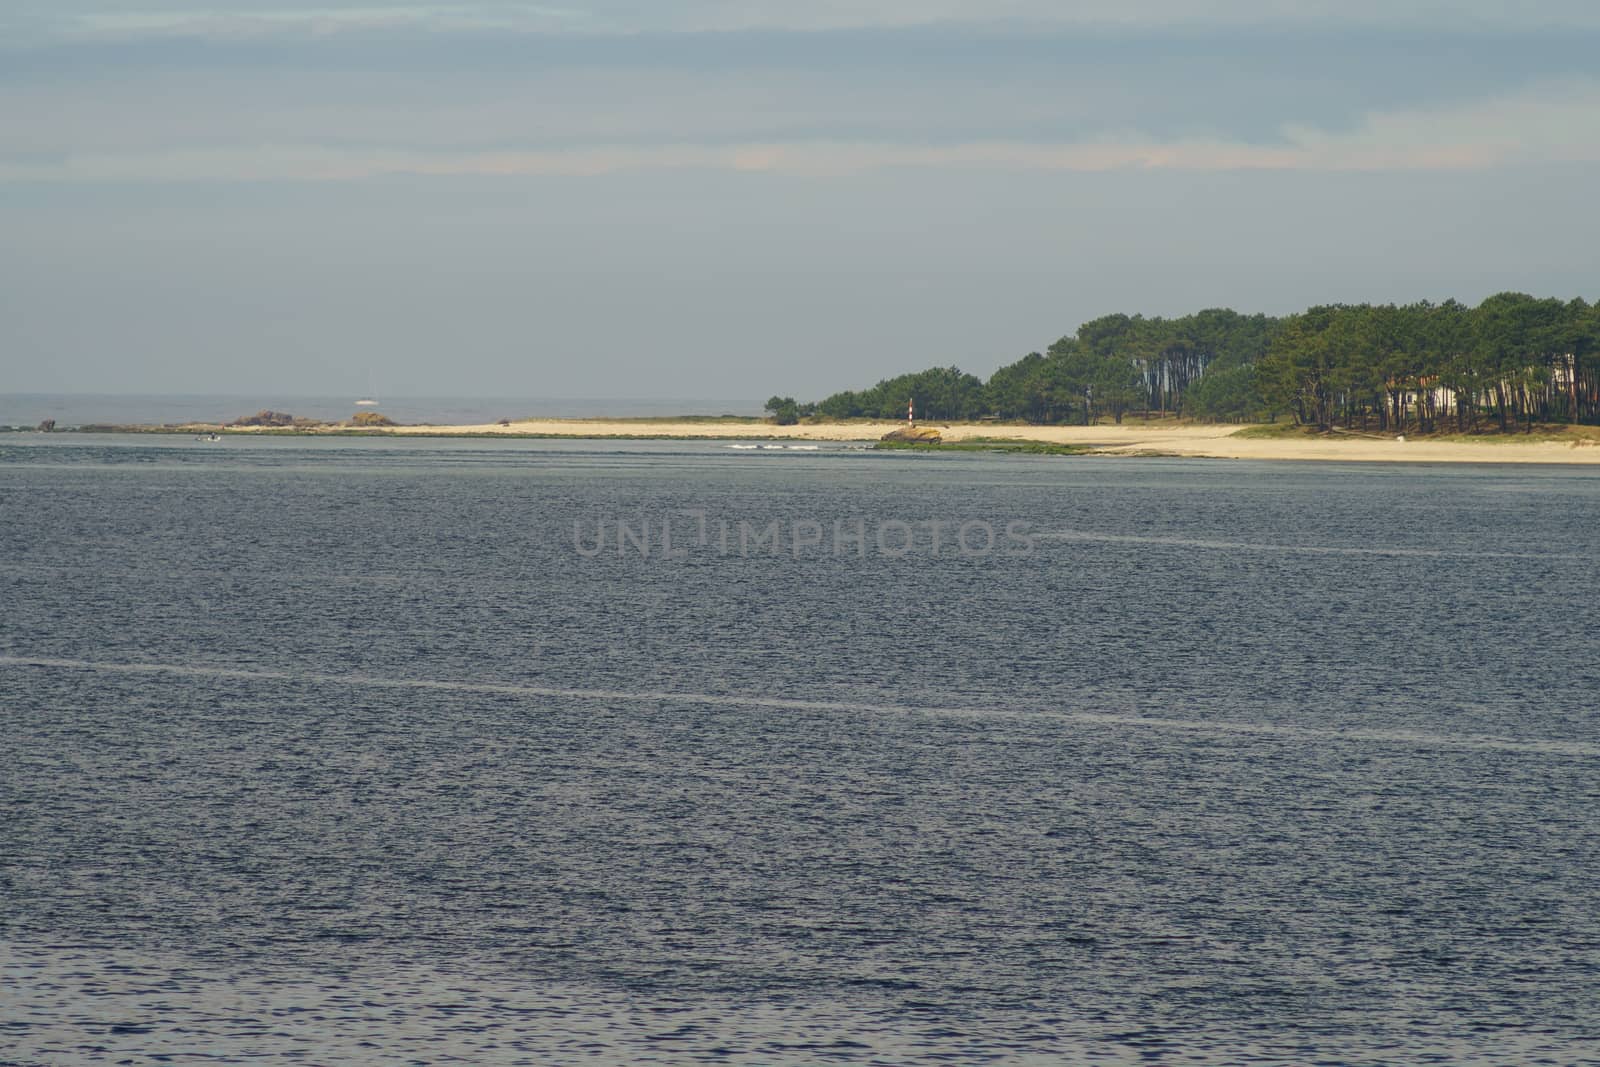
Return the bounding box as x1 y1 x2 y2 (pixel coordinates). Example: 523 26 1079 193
12 418 1600 464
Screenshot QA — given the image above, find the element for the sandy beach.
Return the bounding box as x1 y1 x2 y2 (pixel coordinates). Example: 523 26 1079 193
328 418 1600 464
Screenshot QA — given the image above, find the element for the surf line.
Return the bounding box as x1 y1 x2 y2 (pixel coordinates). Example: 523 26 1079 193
2 654 1596 758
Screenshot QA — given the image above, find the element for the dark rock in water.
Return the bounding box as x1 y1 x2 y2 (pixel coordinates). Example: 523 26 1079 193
881 425 942 444
228 411 327 430
231 409 299 428
351 411 396 427
37 419 56 433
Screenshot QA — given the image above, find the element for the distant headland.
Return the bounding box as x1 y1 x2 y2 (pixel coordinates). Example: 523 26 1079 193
6 292 1599 463
772 294 1600 436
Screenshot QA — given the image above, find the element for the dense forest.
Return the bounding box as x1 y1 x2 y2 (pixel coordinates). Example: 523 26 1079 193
770 294 1600 432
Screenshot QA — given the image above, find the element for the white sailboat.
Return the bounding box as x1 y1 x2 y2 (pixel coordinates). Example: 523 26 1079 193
355 369 379 407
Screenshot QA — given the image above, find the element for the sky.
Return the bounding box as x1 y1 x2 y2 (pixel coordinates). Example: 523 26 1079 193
3 1 1599 405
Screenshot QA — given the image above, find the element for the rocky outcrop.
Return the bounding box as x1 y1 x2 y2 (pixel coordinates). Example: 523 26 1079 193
881 425 943 444
350 411 396 427
231 410 298 427
230 410 327 428
36 419 55 433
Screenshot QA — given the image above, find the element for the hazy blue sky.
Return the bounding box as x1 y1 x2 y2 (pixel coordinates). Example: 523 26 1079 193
4 1 1599 404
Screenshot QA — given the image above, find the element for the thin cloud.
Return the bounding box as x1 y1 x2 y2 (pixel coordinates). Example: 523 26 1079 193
4 79 1596 182
13 0 1600 39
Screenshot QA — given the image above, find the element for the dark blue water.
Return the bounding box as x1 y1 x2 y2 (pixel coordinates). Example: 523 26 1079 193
3 435 1599 1065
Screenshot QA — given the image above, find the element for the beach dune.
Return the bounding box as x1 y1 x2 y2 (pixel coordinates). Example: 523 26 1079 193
351 418 1600 464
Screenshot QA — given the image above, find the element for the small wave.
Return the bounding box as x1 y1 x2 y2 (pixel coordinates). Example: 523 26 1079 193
3 655 1595 757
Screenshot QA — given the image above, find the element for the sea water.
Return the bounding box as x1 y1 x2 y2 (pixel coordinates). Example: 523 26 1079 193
0 393 757 429
2 435 1598 1065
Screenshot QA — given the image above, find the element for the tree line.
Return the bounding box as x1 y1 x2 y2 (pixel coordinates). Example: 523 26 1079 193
781 294 1600 432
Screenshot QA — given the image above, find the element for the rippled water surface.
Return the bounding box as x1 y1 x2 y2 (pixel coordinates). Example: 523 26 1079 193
3 436 1599 1064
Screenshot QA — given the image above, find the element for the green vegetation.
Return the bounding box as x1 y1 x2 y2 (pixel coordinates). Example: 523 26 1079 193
804 295 1600 434
1230 423 1308 439
764 396 808 425
875 438 1089 455
1259 296 1599 433
813 309 1273 424
764 397 796 424
818 366 989 421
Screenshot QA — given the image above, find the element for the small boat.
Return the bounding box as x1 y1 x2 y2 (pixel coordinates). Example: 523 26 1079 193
356 369 380 407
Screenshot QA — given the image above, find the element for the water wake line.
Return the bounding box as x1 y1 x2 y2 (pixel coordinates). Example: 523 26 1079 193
2 654 1596 757
1038 530 1587 562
